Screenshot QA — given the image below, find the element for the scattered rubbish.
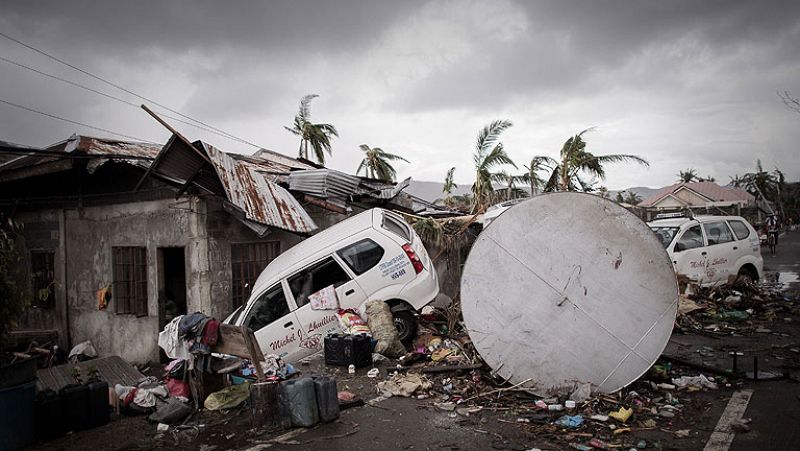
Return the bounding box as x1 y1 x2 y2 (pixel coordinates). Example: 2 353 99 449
671 374 718 390
608 407 632 423
367 368 380 378
565 400 576 409
377 374 432 397
68 341 98 363
156 423 169 432
348 364 356 374
554 414 584 428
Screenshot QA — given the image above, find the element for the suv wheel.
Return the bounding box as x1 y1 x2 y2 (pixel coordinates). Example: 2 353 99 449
393 310 417 343
734 267 756 286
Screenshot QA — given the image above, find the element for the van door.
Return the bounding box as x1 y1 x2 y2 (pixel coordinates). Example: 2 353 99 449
672 225 709 284
287 256 366 359
702 220 737 284
240 281 302 360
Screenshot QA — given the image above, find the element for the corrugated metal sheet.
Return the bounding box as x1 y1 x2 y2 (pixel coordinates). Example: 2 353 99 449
204 143 317 234
288 169 362 198
357 176 411 199
72 136 161 173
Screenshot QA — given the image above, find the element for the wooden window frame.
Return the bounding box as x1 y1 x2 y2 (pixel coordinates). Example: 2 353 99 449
113 246 148 316
231 241 280 307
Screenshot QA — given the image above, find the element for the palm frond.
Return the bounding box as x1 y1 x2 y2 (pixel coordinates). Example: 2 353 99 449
476 120 513 155
298 94 319 120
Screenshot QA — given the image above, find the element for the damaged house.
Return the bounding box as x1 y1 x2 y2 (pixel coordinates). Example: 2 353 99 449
0 132 413 363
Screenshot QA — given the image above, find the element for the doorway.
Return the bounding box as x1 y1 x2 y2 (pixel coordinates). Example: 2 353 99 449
158 247 187 331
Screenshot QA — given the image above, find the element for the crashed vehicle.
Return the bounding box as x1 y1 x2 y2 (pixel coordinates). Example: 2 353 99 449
648 213 763 286
225 208 438 361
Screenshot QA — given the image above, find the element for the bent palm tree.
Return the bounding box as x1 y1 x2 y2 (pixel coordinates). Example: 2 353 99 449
471 120 516 212
355 144 409 182
284 94 339 165
522 155 556 196
442 167 458 207
544 129 649 192
495 171 528 201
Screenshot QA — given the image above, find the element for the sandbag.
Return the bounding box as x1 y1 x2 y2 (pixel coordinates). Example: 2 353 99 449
364 300 406 358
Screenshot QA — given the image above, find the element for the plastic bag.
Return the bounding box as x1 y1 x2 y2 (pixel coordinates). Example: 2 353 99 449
337 309 371 335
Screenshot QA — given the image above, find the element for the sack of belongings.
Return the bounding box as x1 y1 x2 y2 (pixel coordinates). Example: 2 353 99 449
364 300 406 358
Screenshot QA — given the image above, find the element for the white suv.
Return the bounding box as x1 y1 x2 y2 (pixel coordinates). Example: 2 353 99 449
225 208 439 362
648 214 763 286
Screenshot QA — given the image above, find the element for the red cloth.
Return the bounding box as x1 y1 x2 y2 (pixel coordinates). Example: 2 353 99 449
165 377 190 398
201 319 220 346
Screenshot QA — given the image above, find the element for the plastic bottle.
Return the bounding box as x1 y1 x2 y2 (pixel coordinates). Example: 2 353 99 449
281 378 319 428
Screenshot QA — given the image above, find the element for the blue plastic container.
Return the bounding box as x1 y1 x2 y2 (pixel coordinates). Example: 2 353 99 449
281 378 319 428
312 376 340 423
0 380 36 450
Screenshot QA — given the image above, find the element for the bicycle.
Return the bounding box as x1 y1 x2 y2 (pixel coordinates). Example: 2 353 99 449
767 230 778 255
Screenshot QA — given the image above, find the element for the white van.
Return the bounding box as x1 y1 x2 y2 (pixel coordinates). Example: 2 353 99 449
648 214 763 286
225 208 439 362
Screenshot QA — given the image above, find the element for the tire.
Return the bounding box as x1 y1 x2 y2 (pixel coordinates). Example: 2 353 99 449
734 267 755 286
393 310 417 343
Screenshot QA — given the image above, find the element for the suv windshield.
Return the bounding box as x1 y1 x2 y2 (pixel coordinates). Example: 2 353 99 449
651 226 680 248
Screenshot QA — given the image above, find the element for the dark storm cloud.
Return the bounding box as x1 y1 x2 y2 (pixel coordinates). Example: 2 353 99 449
395 0 800 112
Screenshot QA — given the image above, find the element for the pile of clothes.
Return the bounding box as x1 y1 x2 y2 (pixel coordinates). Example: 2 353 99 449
158 312 220 370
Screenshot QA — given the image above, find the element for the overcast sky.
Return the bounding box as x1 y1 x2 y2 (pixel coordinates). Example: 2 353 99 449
1 0 798 189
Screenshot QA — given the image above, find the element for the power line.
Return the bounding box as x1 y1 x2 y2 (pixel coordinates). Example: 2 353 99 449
0 98 156 143
0 54 255 147
0 31 262 148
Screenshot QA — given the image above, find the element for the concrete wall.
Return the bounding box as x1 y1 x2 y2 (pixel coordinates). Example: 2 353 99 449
61 197 210 363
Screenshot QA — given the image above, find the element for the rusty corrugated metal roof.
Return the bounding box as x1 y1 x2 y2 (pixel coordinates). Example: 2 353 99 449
203 143 317 234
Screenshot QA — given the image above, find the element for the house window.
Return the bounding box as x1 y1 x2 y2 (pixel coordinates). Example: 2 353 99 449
113 247 148 316
31 251 55 309
231 241 280 306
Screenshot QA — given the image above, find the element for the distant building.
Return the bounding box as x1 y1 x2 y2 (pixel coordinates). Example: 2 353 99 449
639 181 755 220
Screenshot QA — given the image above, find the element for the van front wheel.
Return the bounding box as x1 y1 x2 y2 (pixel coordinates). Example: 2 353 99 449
393 310 417 343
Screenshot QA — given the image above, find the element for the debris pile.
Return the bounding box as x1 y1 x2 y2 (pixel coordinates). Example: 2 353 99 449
676 279 798 335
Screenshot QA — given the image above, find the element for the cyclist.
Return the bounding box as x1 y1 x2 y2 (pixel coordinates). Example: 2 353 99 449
765 214 781 247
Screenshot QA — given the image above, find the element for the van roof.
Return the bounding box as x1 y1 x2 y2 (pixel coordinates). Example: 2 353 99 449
648 215 747 228
250 208 381 291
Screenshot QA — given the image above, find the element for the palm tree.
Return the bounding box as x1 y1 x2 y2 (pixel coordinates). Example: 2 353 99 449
471 120 516 212
442 167 457 207
522 156 556 196
729 174 745 189
544 129 649 192
284 94 339 165
495 171 529 201
677 169 699 183
743 159 779 200
355 144 409 182
624 191 642 206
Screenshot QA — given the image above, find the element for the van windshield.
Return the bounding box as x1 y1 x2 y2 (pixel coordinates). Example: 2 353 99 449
651 226 680 248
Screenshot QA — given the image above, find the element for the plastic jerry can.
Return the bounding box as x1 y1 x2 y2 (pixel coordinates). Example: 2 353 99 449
59 383 90 432
281 378 319 428
312 376 340 423
35 388 66 441
85 379 110 428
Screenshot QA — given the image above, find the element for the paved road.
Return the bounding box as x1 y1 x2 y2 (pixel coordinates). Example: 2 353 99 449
730 230 800 451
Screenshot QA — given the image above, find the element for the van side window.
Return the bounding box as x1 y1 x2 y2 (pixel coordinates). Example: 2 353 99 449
675 225 703 252
337 239 385 275
727 220 750 240
288 257 351 308
243 283 289 332
382 213 411 242
703 221 734 245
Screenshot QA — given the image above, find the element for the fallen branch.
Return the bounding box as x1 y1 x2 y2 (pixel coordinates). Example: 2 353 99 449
462 377 533 402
